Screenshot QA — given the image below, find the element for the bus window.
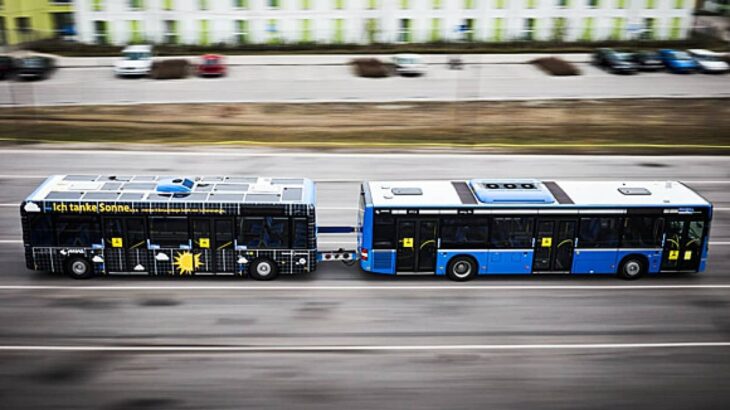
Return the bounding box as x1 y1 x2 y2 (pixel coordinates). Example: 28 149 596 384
373 215 396 248
29 215 54 246
240 217 290 249
292 218 308 249
215 219 234 250
192 219 211 248
149 217 188 248
579 217 620 248
55 215 102 247
490 217 534 249
440 217 488 249
621 216 664 248
126 218 146 249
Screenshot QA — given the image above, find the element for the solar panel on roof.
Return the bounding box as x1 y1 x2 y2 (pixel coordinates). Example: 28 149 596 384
170 193 208 201
195 184 213 192
123 183 157 190
46 191 84 200
63 175 96 181
84 192 120 200
215 184 249 192
101 182 123 191
132 175 157 181
227 177 257 183
147 193 172 201
246 194 280 203
209 194 244 202
104 176 132 181
118 193 145 201
282 188 302 201
202 177 224 182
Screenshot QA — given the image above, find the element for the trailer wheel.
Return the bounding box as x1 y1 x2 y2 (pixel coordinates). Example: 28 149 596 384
249 258 279 281
65 257 93 279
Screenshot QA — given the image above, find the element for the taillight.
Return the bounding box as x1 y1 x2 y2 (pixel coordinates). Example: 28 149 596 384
360 248 369 261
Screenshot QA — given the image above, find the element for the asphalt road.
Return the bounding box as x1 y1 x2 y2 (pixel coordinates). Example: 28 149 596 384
2 62 730 106
0 148 729 409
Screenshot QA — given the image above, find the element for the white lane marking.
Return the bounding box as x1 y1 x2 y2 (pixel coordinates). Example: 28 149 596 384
0 285 729 291
0 342 728 352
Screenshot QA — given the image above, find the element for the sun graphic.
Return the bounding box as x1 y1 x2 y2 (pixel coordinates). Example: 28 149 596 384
173 251 202 275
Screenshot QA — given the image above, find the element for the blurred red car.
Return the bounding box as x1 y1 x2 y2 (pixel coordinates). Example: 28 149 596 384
197 54 226 77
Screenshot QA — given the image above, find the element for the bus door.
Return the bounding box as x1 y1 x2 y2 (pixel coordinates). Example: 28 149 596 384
533 218 577 273
396 219 437 272
103 217 147 273
662 216 705 272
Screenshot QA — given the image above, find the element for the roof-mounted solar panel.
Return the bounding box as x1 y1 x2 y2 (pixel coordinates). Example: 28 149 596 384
246 194 280 203
214 184 249 192
83 192 120 200
63 175 97 182
282 188 303 201
46 191 84 200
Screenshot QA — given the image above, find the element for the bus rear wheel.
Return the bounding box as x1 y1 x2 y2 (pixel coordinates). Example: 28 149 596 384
65 257 93 279
446 256 477 282
249 258 279 281
618 257 646 280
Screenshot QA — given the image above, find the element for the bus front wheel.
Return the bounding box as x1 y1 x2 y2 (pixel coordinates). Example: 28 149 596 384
65 257 93 279
446 256 478 282
618 256 646 280
249 258 279 281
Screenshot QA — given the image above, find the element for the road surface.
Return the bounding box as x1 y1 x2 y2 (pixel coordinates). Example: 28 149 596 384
0 148 729 409
2 62 730 106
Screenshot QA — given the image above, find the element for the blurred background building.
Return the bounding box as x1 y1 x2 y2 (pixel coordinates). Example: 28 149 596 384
71 0 696 46
0 0 75 46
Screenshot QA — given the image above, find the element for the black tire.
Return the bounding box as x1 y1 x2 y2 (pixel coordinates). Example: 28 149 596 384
446 256 478 282
618 257 646 280
65 257 93 279
249 258 279 281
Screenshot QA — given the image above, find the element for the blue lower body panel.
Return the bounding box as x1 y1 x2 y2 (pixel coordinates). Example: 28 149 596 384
436 250 533 275
572 249 618 274
361 249 396 274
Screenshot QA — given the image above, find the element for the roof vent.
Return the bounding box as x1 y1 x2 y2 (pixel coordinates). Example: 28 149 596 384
618 187 651 196
156 178 194 194
468 179 555 204
392 187 422 196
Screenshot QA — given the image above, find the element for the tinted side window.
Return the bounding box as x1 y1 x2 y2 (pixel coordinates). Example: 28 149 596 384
440 217 488 249
373 215 396 249
579 217 620 248
215 219 234 249
490 217 534 249
29 215 54 246
55 215 102 247
292 218 309 249
126 218 147 249
240 217 289 249
621 216 664 248
150 217 188 248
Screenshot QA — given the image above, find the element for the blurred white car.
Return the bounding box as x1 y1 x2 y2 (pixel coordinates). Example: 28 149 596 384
687 49 729 74
114 45 153 77
392 53 426 76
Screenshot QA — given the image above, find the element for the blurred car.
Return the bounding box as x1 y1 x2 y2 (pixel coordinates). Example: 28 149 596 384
197 54 226 77
15 56 56 80
0 55 16 79
629 51 664 71
592 48 637 74
658 49 698 73
687 49 729 74
114 44 153 77
392 54 426 76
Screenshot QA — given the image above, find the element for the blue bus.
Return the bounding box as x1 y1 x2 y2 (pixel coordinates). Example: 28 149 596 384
358 179 712 281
